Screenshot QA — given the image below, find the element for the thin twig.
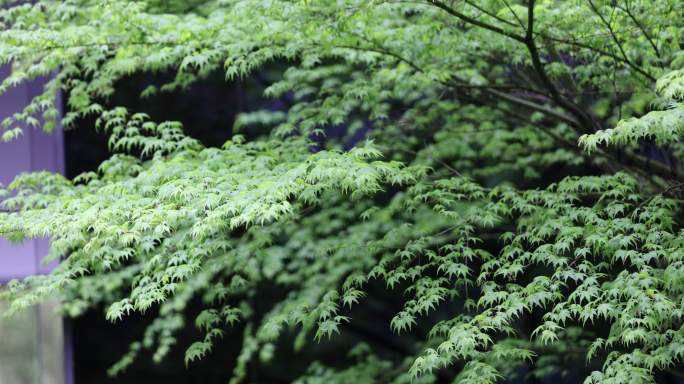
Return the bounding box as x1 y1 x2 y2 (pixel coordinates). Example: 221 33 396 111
499 0 526 30
585 0 652 80
428 0 527 43
617 2 662 67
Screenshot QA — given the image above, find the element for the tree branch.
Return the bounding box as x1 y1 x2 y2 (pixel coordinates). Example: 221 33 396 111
499 0 527 31
585 0 652 78
462 0 519 28
536 33 656 82
617 2 662 65
429 0 527 43
485 88 578 127
523 0 598 134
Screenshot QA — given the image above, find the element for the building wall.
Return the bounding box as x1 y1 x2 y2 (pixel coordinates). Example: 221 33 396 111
0 65 71 384
0 66 64 281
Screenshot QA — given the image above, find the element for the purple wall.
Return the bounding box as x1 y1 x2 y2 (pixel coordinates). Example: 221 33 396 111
0 66 73 384
0 66 64 282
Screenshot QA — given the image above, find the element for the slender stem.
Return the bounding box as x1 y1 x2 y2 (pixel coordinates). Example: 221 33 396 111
617 2 662 65
532 33 656 82
462 0 519 28
523 0 598 134
486 88 578 127
331 40 578 127
428 0 527 43
499 0 526 30
585 0 650 78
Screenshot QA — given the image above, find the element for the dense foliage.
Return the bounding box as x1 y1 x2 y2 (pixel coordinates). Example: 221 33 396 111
2 0 684 382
